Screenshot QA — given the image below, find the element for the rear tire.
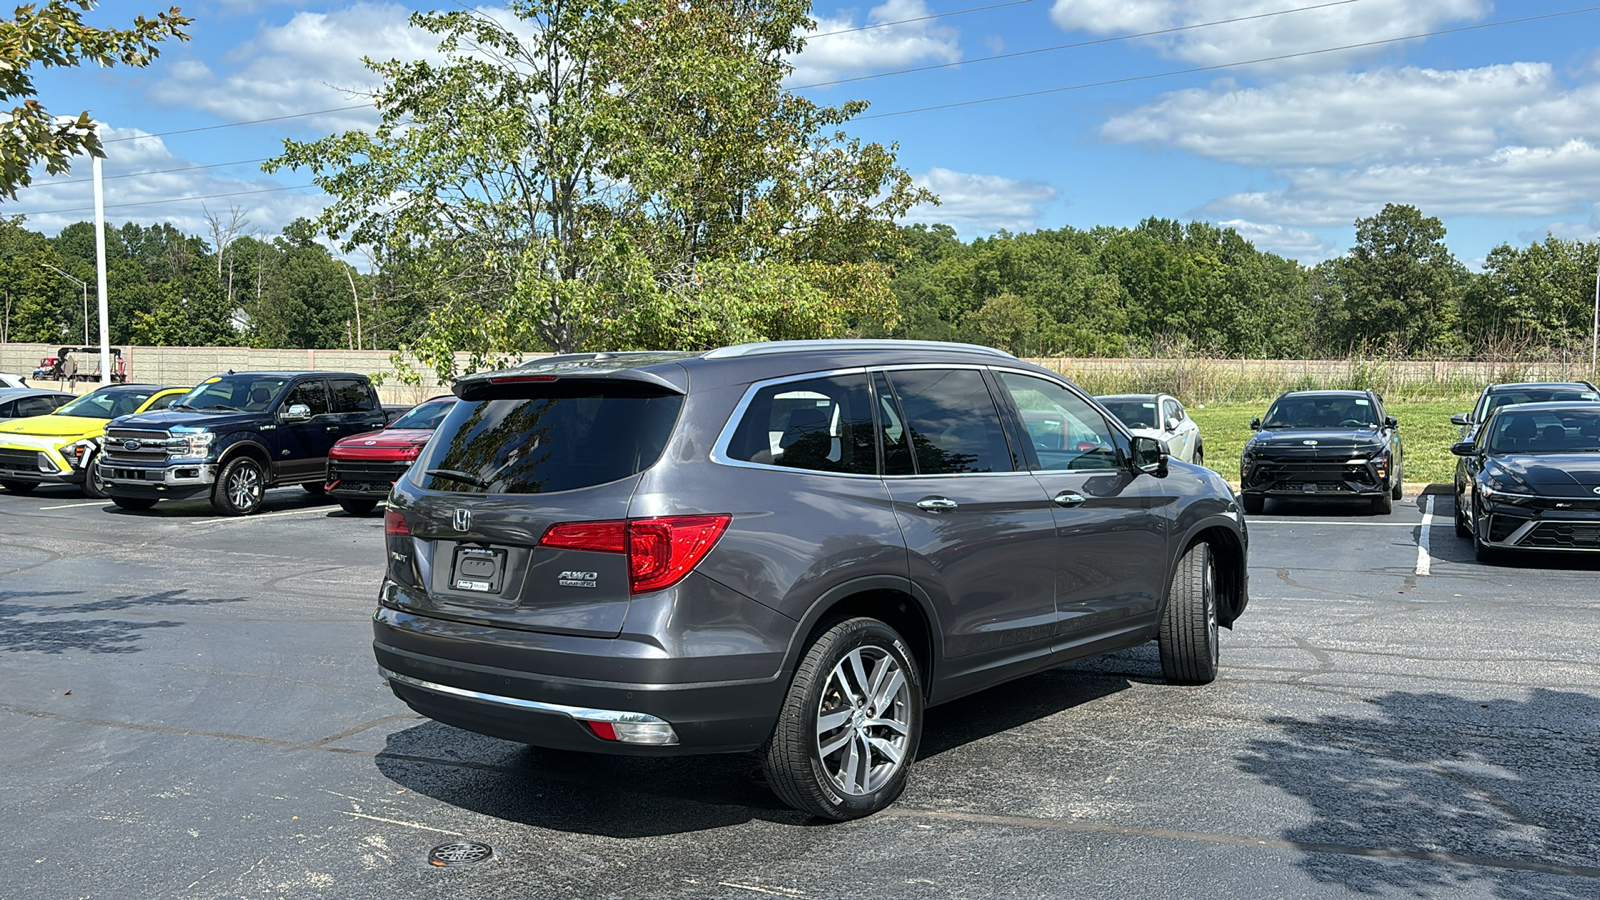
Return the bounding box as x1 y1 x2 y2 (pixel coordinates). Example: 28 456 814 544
80 452 107 499
1159 542 1220 685
302 482 327 496
1372 491 1393 515
1241 492 1264 515
761 618 922 820
212 456 267 516
338 498 378 516
111 496 157 511
0 479 38 494
1193 443 1205 467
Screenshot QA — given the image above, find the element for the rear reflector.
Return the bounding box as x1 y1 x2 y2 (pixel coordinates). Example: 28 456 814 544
585 721 618 741
537 514 731 594
384 509 410 535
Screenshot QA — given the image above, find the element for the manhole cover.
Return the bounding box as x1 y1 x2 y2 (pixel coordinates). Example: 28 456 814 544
428 841 494 867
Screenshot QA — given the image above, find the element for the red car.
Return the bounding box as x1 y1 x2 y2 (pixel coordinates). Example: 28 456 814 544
325 396 456 515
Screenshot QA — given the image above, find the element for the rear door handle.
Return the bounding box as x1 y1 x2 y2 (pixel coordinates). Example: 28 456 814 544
916 497 959 512
1052 491 1086 507
325 425 341 431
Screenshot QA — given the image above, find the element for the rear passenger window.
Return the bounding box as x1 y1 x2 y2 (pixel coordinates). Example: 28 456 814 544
885 368 1012 475
726 374 876 475
998 373 1121 471
331 378 378 413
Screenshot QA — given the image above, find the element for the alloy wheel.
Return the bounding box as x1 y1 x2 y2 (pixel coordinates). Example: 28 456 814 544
815 646 912 797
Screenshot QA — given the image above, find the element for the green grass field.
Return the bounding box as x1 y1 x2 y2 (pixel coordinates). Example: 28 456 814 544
1187 398 1474 486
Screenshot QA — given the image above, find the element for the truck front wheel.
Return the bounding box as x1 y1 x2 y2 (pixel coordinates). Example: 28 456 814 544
213 456 267 516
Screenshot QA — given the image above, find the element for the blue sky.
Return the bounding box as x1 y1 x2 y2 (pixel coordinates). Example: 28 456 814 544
10 0 1600 268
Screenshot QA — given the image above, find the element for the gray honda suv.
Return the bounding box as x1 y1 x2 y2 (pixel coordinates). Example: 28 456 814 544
374 340 1249 819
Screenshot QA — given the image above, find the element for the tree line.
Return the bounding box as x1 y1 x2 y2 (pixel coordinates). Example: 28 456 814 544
2 202 1595 363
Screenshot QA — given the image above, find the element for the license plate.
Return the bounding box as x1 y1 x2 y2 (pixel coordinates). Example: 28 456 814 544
451 546 506 594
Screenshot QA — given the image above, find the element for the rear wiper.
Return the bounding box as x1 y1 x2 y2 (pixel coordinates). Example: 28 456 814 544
425 468 490 488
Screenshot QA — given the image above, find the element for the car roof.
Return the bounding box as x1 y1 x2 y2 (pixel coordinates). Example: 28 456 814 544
207 371 366 378
82 383 181 393
1486 400 1600 415
1096 394 1167 401
1484 381 1598 392
0 387 72 397
1273 390 1372 399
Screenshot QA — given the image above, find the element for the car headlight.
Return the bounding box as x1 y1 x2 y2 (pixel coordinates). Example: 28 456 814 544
170 431 215 458
1481 482 1532 504
63 438 99 469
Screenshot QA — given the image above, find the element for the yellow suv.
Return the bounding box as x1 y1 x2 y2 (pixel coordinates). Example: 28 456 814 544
0 384 187 498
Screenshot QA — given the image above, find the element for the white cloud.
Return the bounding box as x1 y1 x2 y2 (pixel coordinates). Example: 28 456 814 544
1049 0 1490 71
902 167 1058 234
1216 218 1334 262
789 0 962 87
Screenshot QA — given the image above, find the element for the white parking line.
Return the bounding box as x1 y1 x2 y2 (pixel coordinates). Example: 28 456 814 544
39 501 107 510
1415 495 1434 576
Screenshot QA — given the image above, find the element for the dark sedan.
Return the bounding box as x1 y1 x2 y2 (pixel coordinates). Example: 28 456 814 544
0 388 74 420
1452 402 1600 561
1239 389 1403 515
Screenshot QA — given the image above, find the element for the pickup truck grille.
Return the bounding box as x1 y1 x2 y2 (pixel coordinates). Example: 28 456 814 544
102 428 174 465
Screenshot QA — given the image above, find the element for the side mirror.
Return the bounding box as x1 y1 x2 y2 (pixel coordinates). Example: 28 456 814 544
1384 415 1399 429
1249 417 1261 431
280 403 312 423
1450 413 1471 427
1131 435 1169 477
1449 440 1477 457
1165 416 1181 432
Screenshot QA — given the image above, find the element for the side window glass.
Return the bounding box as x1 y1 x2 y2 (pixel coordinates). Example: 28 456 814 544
874 372 914 476
885 368 1012 475
331 378 378 413
283 380 330 416
1161 399 1178 425
0 400 13 416
998 372 1121 472
145 394 178 412
725 374 876 475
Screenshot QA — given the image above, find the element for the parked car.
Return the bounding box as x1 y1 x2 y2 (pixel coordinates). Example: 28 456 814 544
1 372 33 389
98 371 388 516
325 395 456 516
1096 393 1204 465
1452 401 1600 560
0 387 73 420
1450 381 1599 500
374 340 1249 820
1239 389 1403 515
0 384 186 497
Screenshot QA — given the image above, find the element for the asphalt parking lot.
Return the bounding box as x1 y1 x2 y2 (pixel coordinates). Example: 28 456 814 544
2 485 1598 899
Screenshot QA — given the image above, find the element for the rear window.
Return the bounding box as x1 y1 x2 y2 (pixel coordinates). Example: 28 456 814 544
413 391 682 494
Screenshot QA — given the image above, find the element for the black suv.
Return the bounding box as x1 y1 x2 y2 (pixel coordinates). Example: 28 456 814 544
101 371 388 515
374 341 1249 819
1240 389 1403 515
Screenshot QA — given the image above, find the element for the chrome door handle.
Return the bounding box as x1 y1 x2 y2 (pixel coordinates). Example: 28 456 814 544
916 497 958 512
1052 491 1086 507
325 426 341 431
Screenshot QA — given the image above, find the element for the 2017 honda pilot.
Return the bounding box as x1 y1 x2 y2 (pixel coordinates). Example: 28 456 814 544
373 340 1249 819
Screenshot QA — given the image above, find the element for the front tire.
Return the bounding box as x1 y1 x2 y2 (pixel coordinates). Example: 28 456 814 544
1241 492 1264 515
0 479 38 494
212 456 267 516
302 482 327 496
111 496 157 511
761 618 922 820
80 452 107 499
1372 491 1393 515
1454 496 1472 538
1193 443 1205 467
338 498 378 516
1159 542 1220 685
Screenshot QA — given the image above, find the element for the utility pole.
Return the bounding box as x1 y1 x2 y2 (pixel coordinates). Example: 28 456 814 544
41 263 89 344
93 156 110 384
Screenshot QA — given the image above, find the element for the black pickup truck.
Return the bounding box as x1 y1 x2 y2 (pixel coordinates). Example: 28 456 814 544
99 371 388 515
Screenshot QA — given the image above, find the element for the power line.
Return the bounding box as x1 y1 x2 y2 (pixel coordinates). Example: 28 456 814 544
809 0 1040 39
796 0 1362 89
861 4 1600 119
102 104 372 144
21 158 274 188
9 184 318 217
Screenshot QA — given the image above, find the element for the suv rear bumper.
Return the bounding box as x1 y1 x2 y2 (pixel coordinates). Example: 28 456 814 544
373 605 787 755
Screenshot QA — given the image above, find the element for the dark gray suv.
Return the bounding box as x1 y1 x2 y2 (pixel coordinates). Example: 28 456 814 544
373 340 1249 819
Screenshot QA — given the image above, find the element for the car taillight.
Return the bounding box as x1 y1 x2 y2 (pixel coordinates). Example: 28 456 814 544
538 515 731 594
384 509 410 535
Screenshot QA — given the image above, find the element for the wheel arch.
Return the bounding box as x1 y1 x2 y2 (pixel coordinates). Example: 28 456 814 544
217 438 271 471
780 576 942 702
1173 518 1248 627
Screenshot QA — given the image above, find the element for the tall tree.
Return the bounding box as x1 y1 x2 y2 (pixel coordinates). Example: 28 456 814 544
0 2 190 199
1320 204 1467 354
268 0 930 378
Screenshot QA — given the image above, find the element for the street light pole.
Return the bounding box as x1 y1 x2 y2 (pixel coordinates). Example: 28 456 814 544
41 263 89 344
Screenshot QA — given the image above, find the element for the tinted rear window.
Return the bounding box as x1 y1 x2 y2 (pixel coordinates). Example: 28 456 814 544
414 392 682 494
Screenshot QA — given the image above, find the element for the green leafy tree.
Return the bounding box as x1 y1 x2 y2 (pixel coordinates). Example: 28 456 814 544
1319 204 1468 354
0 1 191 199
1465 236 1599 352
267 0 930 378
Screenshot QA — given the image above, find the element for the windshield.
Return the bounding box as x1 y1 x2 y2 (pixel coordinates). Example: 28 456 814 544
1485 408 1600 454
1484 388 1599 418
55 389 160 420
1099 400 1159 430
172 374 290 412
1262 395 1378 429
414 390 682 494
388 397 456 431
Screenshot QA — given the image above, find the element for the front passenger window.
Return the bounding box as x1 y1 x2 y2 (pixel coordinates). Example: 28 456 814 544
998 373 1121 472
283 381 330 416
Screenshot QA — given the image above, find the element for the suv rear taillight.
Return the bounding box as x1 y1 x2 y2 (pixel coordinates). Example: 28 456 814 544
385 509 410 535
539 515 731 594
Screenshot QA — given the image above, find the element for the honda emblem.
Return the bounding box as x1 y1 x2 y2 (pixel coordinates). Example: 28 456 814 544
453 508 472 532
